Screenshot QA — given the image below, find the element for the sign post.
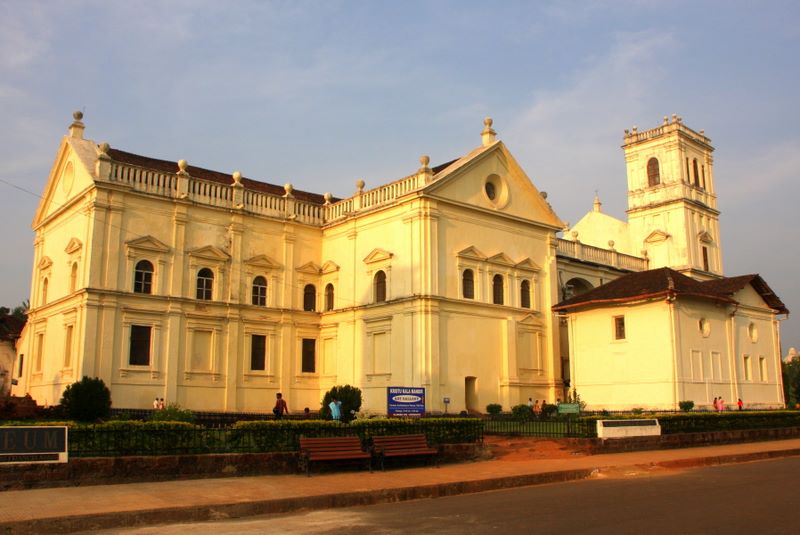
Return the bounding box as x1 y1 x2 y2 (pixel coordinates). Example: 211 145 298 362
387 387 426 417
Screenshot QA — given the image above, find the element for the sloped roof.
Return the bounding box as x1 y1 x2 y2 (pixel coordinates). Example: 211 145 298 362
552 267 736 311
107 148 332 205
702 274 789 314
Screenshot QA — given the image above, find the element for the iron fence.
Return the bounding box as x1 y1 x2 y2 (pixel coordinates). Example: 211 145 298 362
482 415 597 438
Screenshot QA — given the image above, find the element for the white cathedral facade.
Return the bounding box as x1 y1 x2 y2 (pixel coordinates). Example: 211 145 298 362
11 113 788 412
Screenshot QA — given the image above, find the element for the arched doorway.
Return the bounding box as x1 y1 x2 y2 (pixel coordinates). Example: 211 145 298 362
563 277 594 301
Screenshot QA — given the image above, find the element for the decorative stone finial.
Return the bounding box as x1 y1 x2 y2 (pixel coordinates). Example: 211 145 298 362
177 159 188 172
672 113 678 122
284 183 294 197
99 142 110 155
593 193 602 213
541 191 548 199
632 126 638 133
419 155 430 168
571 231 578 239
699 129 705 136
663 116 669 125
608 240 615 249
69 110 85 139
624 129 630 136
323 192 333 205
481 116 497 147
232 171 242 186
355 179 365 193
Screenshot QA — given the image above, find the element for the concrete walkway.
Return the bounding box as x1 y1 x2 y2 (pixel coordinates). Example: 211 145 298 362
2 438 800 534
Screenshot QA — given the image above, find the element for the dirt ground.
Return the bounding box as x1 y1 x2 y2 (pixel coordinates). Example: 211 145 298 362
483 435 592 461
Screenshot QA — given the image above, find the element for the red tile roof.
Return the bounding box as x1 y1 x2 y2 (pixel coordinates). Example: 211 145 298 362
552 267 769 312
702 274 789 314
107 148 332 205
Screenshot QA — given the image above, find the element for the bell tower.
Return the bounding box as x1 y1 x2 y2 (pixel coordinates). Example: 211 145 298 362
623 115 722 280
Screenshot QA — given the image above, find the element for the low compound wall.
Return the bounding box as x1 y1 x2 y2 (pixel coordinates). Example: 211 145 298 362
0 443 484 491
588 425 800 454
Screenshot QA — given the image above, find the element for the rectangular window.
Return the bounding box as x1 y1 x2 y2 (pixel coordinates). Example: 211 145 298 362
64 325 74 368
743 355 752 381
191 330 213 371
613 316 626 340
759 356 768 382
129 325 152 366
35 333 44 371
250 334 266 371
17 354 24 377
702 246 709 271
301 338 316 373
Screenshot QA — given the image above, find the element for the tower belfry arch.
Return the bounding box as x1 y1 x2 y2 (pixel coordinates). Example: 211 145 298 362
623 115 723 279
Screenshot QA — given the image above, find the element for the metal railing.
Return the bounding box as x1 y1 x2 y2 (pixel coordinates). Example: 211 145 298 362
482 415 596 438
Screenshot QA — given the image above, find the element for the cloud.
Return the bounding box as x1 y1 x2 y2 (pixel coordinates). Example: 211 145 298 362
0 3 52 71
504 30 678 220
721 139 800 206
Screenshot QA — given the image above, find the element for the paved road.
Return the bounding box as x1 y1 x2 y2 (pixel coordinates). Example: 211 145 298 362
93 457 799 534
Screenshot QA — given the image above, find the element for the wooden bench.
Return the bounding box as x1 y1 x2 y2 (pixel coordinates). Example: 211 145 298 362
371 434 439 470
298 436 371 476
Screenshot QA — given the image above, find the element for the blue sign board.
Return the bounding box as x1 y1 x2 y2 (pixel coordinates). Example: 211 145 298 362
387 387 426 416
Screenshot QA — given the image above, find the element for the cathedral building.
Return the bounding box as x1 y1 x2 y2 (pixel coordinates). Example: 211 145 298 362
11 113 787 412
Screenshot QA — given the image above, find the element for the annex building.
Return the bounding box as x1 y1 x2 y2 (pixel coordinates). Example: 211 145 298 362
11 113 788 412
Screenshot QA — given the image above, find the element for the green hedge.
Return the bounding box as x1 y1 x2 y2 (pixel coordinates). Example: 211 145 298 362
579 411 800 434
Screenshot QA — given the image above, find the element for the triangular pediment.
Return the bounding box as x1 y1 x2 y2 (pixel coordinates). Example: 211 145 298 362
245 254 280 269
363 248 393 265
698 231 714 244
296 261 322 275
34 137 100 228
517 313 543 326
126 235 170 254
644 230 671 244
456 246 487 261
514 257 541 271
64 238 83 254
487 252 515 266
37 256 53 270
187 245 230 262
423 142 564 230
321 260 340 274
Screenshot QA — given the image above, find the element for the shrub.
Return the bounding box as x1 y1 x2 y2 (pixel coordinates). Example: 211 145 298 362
59 376 112 422
567 388 588 410
679 400 695 412
631 407 644 415
512 403 532 421
485 403 502 415
541 403 558 418
320 385 362 423
148 403 195 423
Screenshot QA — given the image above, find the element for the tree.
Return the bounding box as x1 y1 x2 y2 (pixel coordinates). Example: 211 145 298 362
60 376 112 421
320 385 362 422
782 359 800 408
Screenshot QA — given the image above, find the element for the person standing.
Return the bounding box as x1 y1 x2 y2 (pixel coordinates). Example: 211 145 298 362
153 397 160 410
737 398 744 411
712 397 718 412
527 397 534 415
273 392 288 419
329 396 342 421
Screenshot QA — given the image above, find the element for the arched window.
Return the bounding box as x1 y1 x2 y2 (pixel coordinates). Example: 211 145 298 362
70 262 78 293
325 283 335 311
492 274 504 305
647 157 660 187
374 270 387 303
41 277 48 305
303 284 316 311
252 276 267 306
693 158 700 187
196 268 214 300
462 269 475 299
520 280 531 308
134 260 153 294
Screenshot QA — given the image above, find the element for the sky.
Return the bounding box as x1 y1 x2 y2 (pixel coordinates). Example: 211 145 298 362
0 0 798 352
